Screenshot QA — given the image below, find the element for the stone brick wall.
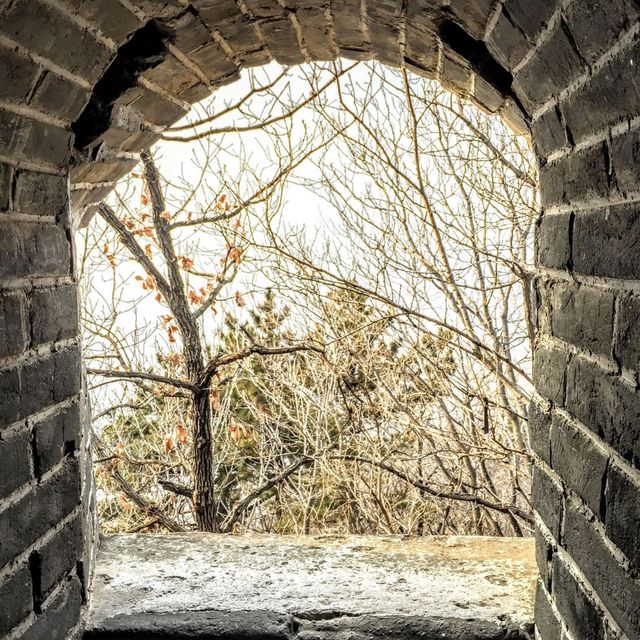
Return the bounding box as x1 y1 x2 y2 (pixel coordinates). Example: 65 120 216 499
0 1 639 638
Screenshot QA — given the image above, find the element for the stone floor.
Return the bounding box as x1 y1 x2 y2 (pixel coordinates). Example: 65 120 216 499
84 534 536 639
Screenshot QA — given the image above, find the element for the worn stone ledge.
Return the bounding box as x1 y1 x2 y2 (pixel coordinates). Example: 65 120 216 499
84 534 535 639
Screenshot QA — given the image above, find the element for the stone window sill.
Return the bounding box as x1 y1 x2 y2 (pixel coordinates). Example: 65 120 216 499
84 534 536 639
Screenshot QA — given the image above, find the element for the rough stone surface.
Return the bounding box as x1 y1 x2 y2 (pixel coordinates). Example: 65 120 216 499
85 534 536 639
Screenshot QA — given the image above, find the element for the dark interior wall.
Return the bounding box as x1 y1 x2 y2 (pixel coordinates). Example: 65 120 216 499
0 1 639 638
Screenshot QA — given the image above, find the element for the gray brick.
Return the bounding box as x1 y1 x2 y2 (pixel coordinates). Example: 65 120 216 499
552 554 605 640
502 0 557 41
550 413 608 516
514 22 587 113
537 213 571 271
33 403 81 478
13 171 68 218
548 281 615 357
605 464 640 572
532 465 563 540
21 575 83 640
528 401 552 465
0 564 32 636
564 0 639 66
29 285 78 346
616 294 640 372
562 40 640 144
0 427 32 499
539 143 609 208
37 514 83 597
0 291 27 358
535 582 562 640
531 107 567 158
610 126 640 197
533 344 568 407
573 204 640 279
0 458 80 567
566 355 640 466
564 500 640 637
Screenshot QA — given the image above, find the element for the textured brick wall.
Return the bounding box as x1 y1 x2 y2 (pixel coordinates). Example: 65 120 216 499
0 1 639 638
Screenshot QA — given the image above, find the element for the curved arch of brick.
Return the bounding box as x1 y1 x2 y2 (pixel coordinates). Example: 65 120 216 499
1 2 640 639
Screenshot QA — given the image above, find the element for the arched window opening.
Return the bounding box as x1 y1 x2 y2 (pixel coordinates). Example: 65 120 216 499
78 59 538 538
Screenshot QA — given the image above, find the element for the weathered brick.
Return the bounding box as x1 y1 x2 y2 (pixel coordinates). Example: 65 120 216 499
562 40 640 144
610 126 640 197
29 285 78 346
62 0 141 43
0 221 71 280
0 364 21 429
13 171 68 218
566 355 640 467
535 525 553 591
564 0 639 66
448 0 495 39
514 22 587 113
0 0 112 84
531 107 567 158
616 294 640 372
486 11 531 71
0 458 80 567
550 413 608 516
0 290 27 358
533 344 568 407
532 464 563 540
29 72 90 123
538 143 609 208
537 213 571 271
534 582 562 640
37 514 83 597
564 500 640 637
0 108 73 168
552 554 605 640
547 281 615 357
33 403 81 478
528 401 552 465
573 204 640 279
605 463 640 571
53 347 81 404
21 575 83 640
0 426 32 499
0 46 39 103
0 162 12 211
0 564 32 636
502 0 557 41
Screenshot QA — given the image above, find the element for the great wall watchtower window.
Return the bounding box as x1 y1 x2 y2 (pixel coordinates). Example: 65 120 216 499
2 1 640 639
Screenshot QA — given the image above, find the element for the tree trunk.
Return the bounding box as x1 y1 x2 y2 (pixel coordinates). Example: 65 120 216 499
192 388 218 531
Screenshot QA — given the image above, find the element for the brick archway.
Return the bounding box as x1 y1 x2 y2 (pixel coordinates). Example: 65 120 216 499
1 2 639 638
